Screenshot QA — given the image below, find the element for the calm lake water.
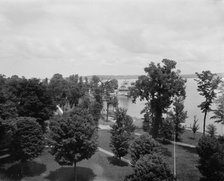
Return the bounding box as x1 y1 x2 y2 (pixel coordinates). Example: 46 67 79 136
116 78 224 135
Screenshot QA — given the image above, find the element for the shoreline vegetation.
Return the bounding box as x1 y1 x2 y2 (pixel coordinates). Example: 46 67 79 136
86 73 224 80
1 61 223 181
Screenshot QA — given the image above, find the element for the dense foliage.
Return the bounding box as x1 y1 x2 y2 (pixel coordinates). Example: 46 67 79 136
49 107 98 181
167 97 187 141
10 117 44 162
103 79 119 121
212 82 224 124
197 135 224 181
110 108 135 159
0 75 56 128
125 153 173 181
129 133 161 165
131 59 186 138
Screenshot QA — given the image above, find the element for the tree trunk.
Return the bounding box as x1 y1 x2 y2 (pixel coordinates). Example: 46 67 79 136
152 107 162 138
74 161 77 181
203 110 208 136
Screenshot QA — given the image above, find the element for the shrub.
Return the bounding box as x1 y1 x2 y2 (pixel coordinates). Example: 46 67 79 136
197 135 224 180
159 118 173 141
125 153 173 181
197 136 219 161
129 133 161 165
190 115 200 139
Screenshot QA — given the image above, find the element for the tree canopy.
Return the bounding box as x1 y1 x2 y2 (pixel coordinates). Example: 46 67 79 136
131 59 186 138
49 107 98 181
167 97 187 141
10 117 44 162
0 76 56 126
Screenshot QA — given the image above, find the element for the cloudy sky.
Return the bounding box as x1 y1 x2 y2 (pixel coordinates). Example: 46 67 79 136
0 0 223 78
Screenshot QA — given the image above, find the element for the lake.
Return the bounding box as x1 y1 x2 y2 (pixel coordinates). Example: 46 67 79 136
116 78 224 135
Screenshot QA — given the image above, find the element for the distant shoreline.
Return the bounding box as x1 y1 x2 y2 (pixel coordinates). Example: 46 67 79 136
86 73 224 80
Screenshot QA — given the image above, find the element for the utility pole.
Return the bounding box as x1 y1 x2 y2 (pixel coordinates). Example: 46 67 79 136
174 126 177 180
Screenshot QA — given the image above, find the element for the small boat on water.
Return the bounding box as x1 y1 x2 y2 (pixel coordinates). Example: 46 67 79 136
118 80 130 96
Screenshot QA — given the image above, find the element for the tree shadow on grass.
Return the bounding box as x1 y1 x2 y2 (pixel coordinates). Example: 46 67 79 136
107 156 129 167
45 166 96 181
0 161 46 180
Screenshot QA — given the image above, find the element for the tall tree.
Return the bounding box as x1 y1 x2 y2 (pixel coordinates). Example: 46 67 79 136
89 76 104 122
49 107 98 181
131 59 186 138
0 75 21 119
17 78 56 128
49 73 68 108
195 70 222 135
167 97 187 141
211 82 224 124
66 74 86 108
10 117 44 175
110 108 135 160
104 79 119 121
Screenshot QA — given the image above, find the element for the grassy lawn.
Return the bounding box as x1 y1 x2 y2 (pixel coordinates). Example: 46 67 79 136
0 148 132 181
180 129 203 146
99 117 203 146
98 129 201 181
0 129 201 181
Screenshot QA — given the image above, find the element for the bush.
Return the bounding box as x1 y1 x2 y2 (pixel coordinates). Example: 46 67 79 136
10 117 44 162
190 115 200 139
197 135 224 180
159 118 173 141
129 133 161 165
125 153 173 181
197 136 219 159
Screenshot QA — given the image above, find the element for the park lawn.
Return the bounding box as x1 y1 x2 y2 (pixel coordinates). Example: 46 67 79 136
0 148 132 181
98 129 201 181
133 127 203 146
180 129 203 146
0 129 201 181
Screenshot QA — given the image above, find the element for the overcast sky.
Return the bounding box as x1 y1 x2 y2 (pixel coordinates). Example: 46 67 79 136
0 0 223 78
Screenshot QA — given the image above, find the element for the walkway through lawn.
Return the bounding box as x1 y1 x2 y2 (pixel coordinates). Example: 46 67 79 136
98 147 132 165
